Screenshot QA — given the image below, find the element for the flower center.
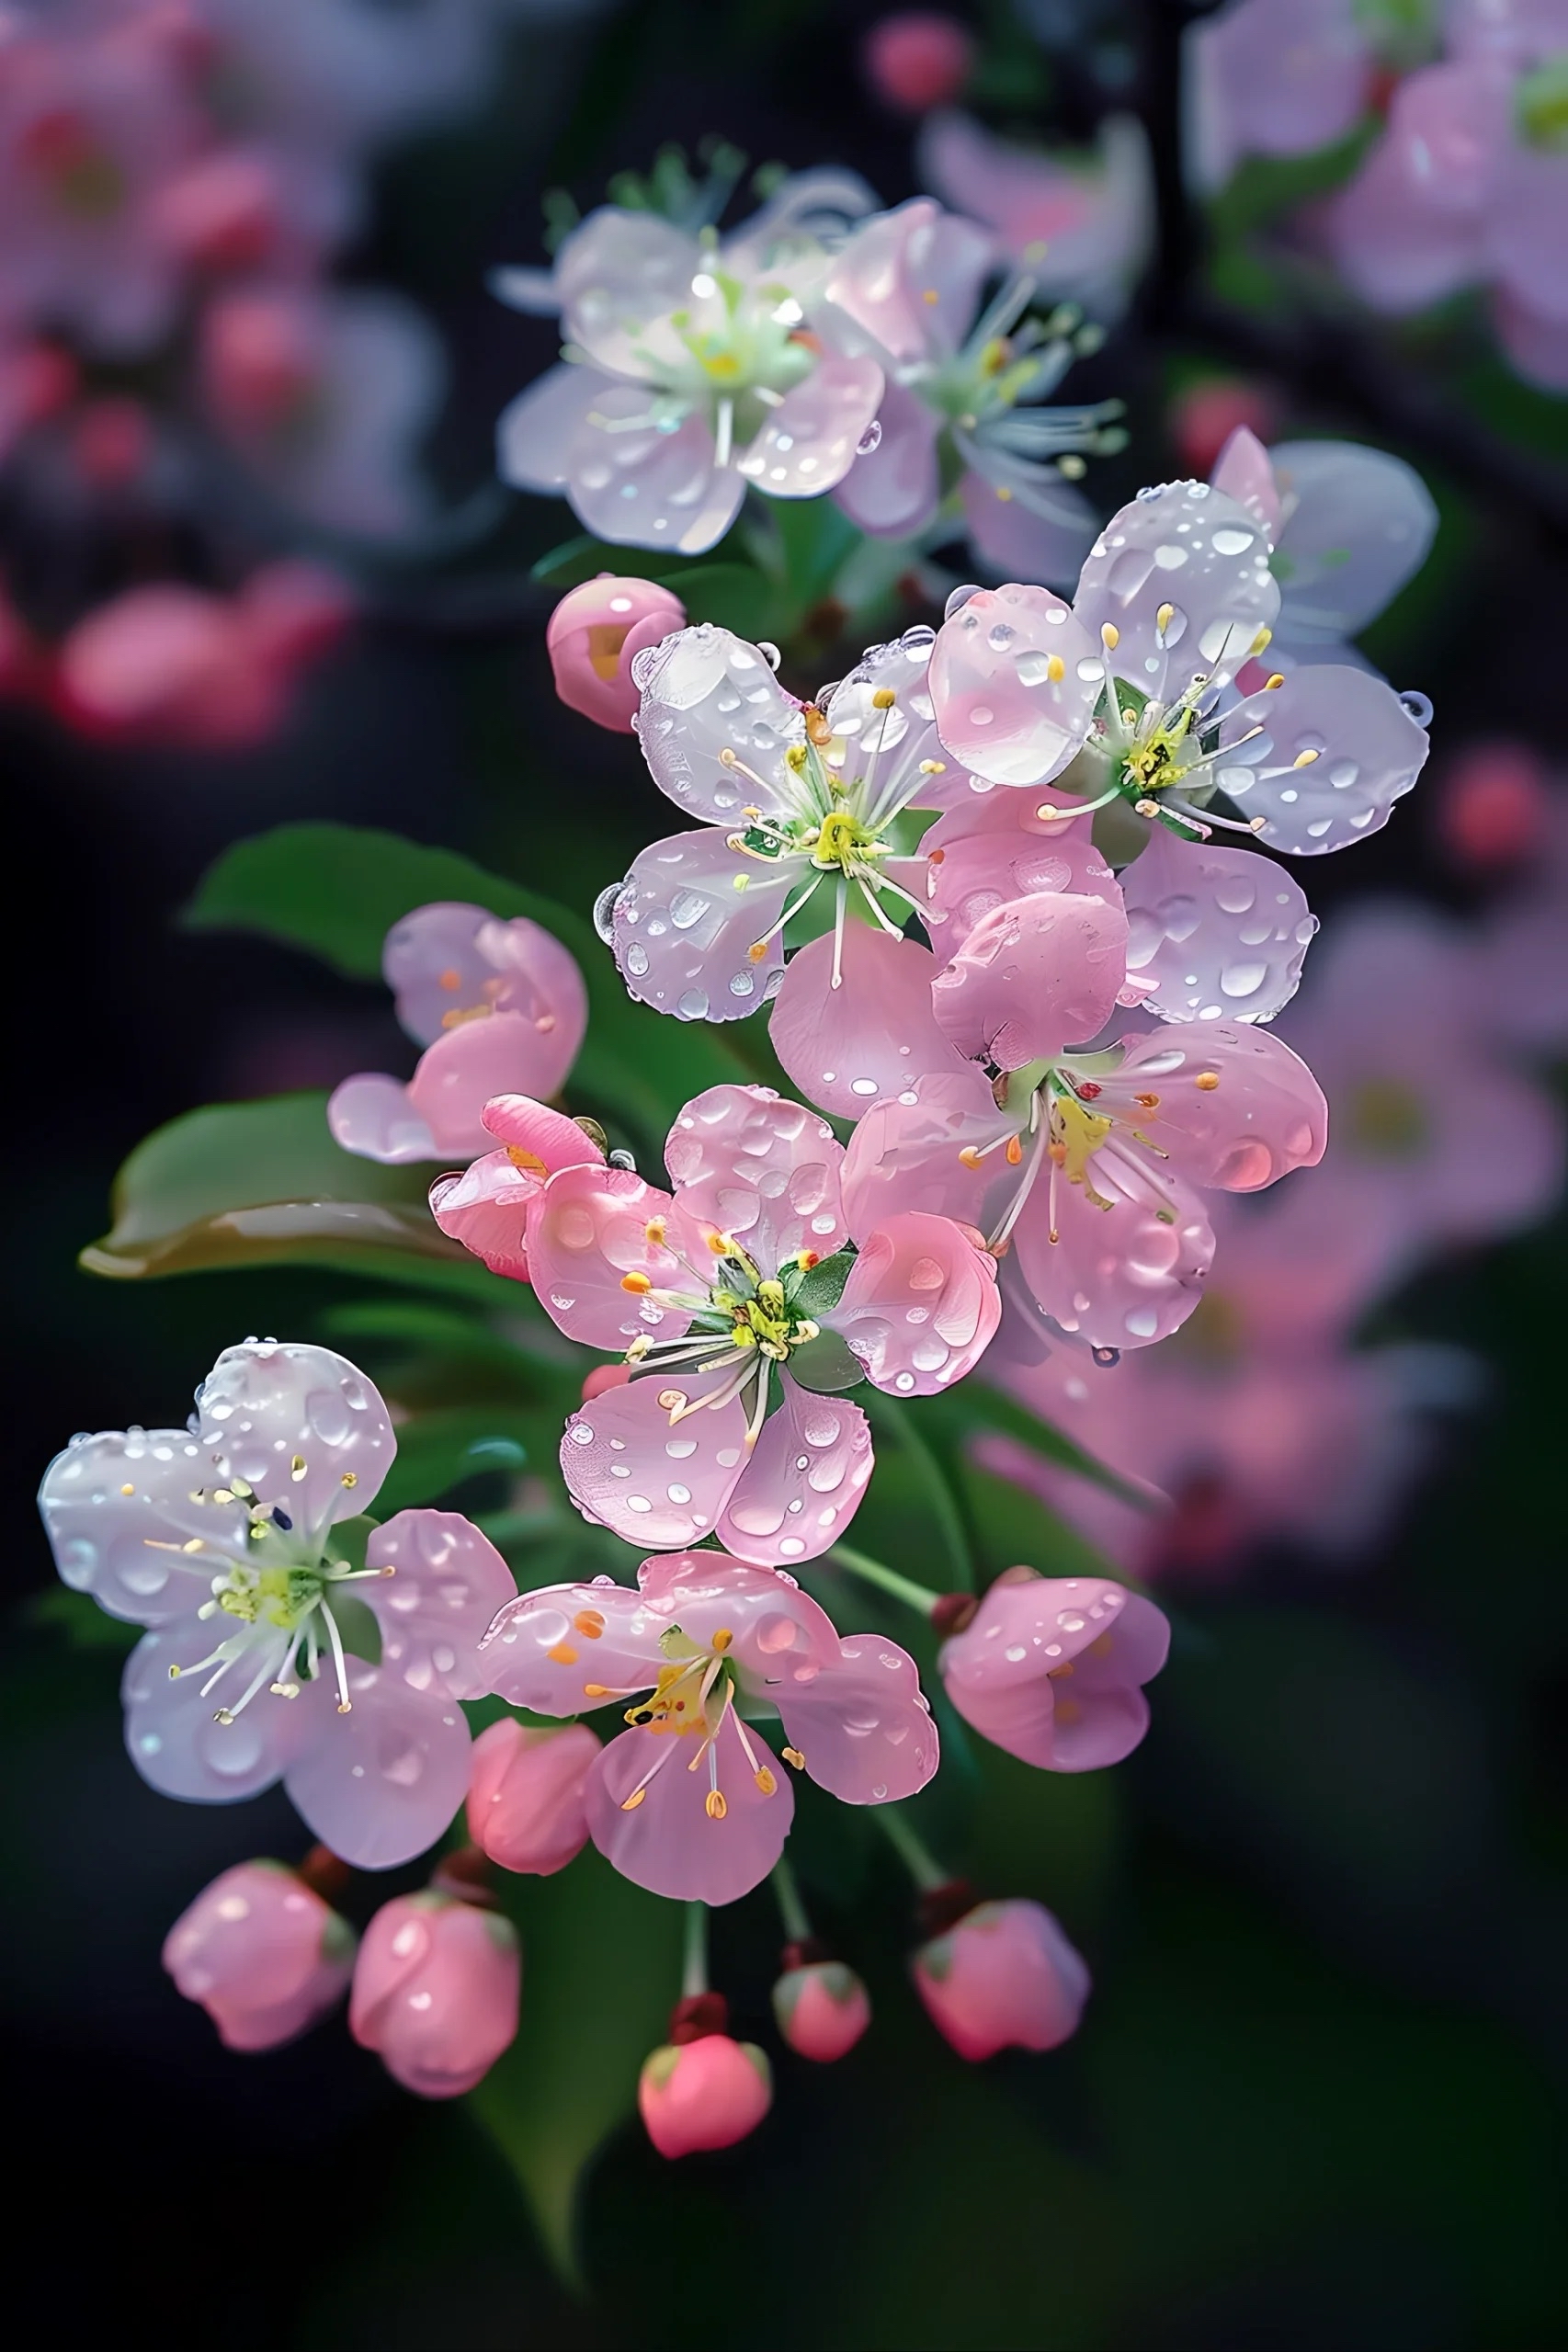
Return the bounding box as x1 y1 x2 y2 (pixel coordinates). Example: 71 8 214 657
609 1623 783 1821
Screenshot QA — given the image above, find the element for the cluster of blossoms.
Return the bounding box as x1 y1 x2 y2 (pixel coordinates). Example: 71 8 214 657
0 0 553 745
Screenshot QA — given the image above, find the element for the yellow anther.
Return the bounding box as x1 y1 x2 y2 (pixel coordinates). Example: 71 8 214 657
1135 1092 1161 1109
1046 653 1065 682
795 1249 820 1271
782 1746 806 1770
719 746 739 767
335 1701 353 1716
705 1790 728 1820
1194 1071 1221 1091
1250 627 1273 655
707 1232 730 1255
1135 799 1161 818
1155 602 1175 635
711 1628 733 1653
621 1788 647 1812
919 758 948 773
506 1145 548 1175
1101 622 1119 651
747 940 769 962
959 1145 984 1169
583 1682 613 1698
1006 1135 1024 1165
341 1471 358 1488
574 1610 606 1639
871 687 896 710
290 1455 307 1481
167 1663 181 1679
120 1483 134 1495
1265 672 1285 691
621 1271 653 1294
182 1538 204 1553
755 1767 778 1796
803 704 833 746
1293 748 1320 767
995 484 1013 501
733 872 749 891
643 1216 666 1244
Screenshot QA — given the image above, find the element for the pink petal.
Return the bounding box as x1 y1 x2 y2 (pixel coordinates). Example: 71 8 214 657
328 1072 439 1164
665 1084 848 1267
633 624 804 826
196 1339 397 1533
1197 0 1370 171
1096 1022 1328 1191
40 1425 252 1626
736 357 885 498
427 1150 537 1281
775 1632 938 1802
1215 665 1429 854
163 1860 353 2052
633 1551 846 1679
466 1718 597 1876
921 794 1117 942
958 462 1097 591
715 1380 874 1566
1329 131 1484 312
931 890 1130 1069
840 1066 1017 1234
478 917 587 1079
610 827 798 1021
363 1511 517 1701
350 1892 519 2096
382 902 500 1047
495 361 601 492
1209 424 1282 533
282 1665 472 1871
564 385 744 557
832 1212 1001 1393
1494 287 1568 392
1073 481 1279 700
769 925 971 1121
913 1898 1089 2059
585 1718 794 1904
406 1010 579 1159
525 1162 693 1349
939 1571 1168 1770
1011 1147 1215 1351
928 582 1101 785
483 1092 606 1168
547 574 688 732
121 1626 303 1804
479 1575 675 1713
1119 830 1317 1024
834 380 941 536
826 198 994 363
1267 440 1436 645
561 1368 753 1550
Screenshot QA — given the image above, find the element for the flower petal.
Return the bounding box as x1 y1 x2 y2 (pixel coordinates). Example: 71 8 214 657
736 357 885 498
1267 439 1437 647
327 1073 439 1164
633 623 805 825
958 461 1099 595
928 582 1101 785
835 380 941 536
769 925 971 1121
381 903 498 1047
196 1340 396 1535
480 1574 674 1713
427 1150 537 1280
586 1718 794 1904
1119 829 1316 1024
526 1163 692 1349
939 1572 1168 1771
363 1512 517 1702
826 198 995 365
634 1550 845 1678
495 362 601 492
775 1634 938 1803
832 1212 1000 1393
405 1010 579 1160
40 1426 250 1626
121 1627 301 1803
1096 1023 1328 1192
1011 1148 1215 1352
282 1665 472 1871
1215 665 1429 854
1074 480 1279 702
840 1067 1017 1234
665 1084 847 1267
561 1369 752 1550
715 1379 874 1567
563 386 744 557
1209 425 1282 535
931 890 1130 1069
610 827 798 1021
921 794 1117 942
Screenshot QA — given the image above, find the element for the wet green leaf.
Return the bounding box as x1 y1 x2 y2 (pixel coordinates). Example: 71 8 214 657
373 1406 537 1515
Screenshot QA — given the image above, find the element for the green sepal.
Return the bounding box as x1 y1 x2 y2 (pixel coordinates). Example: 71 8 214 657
787 1245 855 1318
785 1327 865 1394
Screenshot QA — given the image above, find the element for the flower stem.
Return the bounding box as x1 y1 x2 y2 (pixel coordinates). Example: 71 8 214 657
828 1542 940 1620
682 1900 709 2001
861 1392 974 1590
771 1856 812 1946
875 1803 950 1893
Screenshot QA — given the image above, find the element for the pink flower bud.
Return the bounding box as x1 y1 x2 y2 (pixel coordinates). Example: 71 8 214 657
466 1717 597 1876
547 574 686 732
1438 742 1549 869
771 1960 871 2062
350 1892 520 2098
162 1859 355 2052
639 2032 773 2158
862 13 974 113
913 1898 1089 2062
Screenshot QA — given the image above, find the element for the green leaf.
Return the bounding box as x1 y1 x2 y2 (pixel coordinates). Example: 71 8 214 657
372 1407 536 1514
469 1852 683 2283
26 1585 139 1654
182 822 757 1153
79 1091 513 1292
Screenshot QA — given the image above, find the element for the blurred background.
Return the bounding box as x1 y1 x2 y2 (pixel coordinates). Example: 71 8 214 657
5 3 1565 2346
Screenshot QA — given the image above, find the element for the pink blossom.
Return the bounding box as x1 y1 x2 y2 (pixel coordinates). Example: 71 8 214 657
640 2029 772 2158
50 561 350 749
465 1716 597 1876
939 1569 1169 1770
480 1083 998 1562
547 574 687 731
480 1552 938 1904
1437 741 1551 869
199 283 447 540
163 1858 355 2050
350 1891 520 2098
1189 0 1380 191
328 903 588 1165
913 1898 1089 2060
772 1957 871 2061
494 173 883 556
862 14 974 114
38 1340 516 1869
427 1092 607 1280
